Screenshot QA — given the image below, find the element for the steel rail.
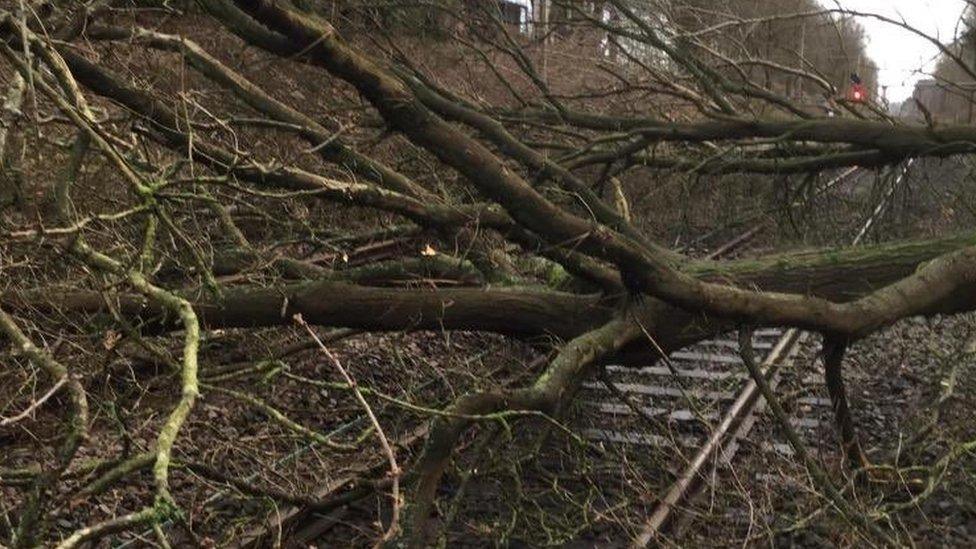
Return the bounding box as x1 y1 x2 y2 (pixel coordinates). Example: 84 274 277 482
632 329 805 546
632 161 912 546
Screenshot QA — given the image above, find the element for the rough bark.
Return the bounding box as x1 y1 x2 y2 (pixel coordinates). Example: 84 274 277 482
10 232 976 346
8 281 604 340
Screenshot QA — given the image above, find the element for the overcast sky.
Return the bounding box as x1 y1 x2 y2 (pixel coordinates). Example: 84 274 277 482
831 0 969 102
516 1 969 103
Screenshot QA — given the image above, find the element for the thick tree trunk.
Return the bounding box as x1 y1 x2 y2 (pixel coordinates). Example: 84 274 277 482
688 232 976 300
9 282 604 340
10 232 976 348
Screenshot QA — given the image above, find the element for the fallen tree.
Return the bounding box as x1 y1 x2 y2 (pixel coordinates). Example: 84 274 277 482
6 228 975 341
1 1 975 546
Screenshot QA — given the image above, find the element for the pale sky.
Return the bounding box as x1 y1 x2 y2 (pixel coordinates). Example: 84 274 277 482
831 0 969 102
514 0 969 103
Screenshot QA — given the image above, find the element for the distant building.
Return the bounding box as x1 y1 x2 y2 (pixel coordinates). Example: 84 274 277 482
903 78 976 124
496 0 525 26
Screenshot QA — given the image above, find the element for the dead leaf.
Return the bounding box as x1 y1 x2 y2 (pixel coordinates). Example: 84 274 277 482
102 330 121 350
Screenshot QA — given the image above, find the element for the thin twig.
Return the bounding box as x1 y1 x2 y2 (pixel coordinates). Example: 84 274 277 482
294 313 402 545
0 375 67 426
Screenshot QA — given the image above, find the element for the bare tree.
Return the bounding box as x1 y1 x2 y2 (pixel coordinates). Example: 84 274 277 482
1 0 975 546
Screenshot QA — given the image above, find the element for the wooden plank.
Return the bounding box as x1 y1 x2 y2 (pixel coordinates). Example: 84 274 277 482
581 381 735 401
669 351 743 364
582 428 700 448
583 401 719 421
603 364 745 381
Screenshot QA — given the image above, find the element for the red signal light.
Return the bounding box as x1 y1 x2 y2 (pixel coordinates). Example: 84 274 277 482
849 83 866 102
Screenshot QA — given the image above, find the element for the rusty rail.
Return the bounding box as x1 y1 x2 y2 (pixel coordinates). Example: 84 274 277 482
631 160 914 546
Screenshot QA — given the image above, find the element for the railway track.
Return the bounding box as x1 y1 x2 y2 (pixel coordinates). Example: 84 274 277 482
575 161 915 546
220 161 911 546
581 230 803 543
